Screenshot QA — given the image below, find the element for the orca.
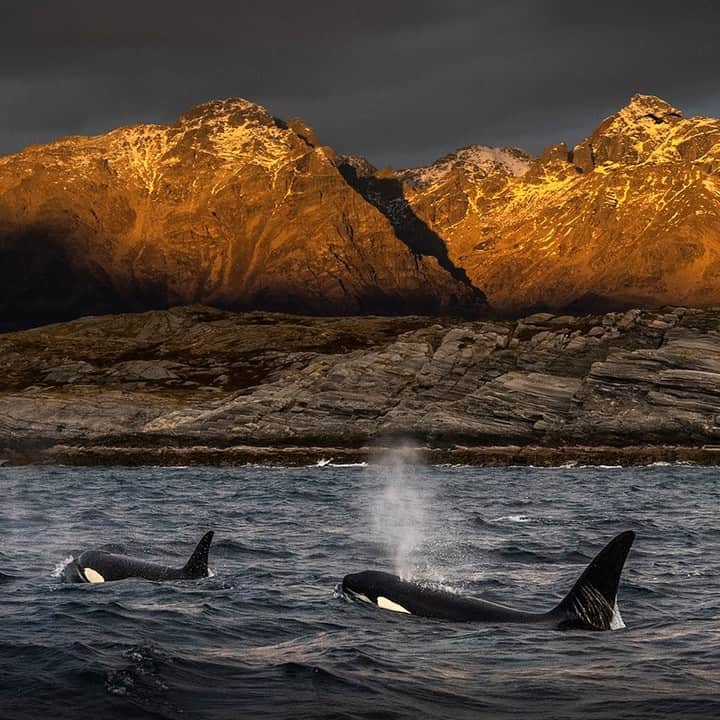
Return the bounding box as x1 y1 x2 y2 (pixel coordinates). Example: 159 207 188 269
61 531 214 584
342 530 635 630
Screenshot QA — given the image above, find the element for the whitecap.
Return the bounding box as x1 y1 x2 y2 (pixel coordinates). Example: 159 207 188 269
491 514 532 523
52 555 74 578
610 600 626 630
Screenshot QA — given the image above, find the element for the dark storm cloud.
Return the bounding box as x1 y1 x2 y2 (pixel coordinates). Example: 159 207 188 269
1 0 720 167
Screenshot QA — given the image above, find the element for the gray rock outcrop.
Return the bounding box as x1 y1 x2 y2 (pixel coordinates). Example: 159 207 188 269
1 306 719 464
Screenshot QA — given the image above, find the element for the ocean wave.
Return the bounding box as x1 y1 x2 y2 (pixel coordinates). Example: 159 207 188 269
314 459 368 468
2 463 718 719
52 555 74 578
491 514 532 523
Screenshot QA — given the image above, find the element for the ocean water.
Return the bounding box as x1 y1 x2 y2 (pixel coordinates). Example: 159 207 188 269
0 462 718 719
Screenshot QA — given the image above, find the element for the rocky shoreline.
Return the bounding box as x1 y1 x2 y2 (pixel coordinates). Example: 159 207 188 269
1 305 719 466
3 443 720 468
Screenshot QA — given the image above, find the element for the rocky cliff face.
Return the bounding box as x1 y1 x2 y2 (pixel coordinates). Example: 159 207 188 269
1 306 719 463
403 94 720 314
0 99 484 330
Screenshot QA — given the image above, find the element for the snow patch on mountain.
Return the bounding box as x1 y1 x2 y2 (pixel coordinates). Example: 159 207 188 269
399 145 531 188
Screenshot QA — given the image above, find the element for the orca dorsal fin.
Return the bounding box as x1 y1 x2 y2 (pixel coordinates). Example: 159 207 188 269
182 531 214 579
551 530 635 630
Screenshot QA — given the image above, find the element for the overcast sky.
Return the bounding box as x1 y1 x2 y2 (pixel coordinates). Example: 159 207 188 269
2 0 719 167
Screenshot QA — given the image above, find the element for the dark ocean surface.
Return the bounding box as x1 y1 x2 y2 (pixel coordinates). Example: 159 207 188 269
0 461 718 719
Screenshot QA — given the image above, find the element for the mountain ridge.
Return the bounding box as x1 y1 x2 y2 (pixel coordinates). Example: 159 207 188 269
2 93 720 329
0 97 485 330
400 93 720 314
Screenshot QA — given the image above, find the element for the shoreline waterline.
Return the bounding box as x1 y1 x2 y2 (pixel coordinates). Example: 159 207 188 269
3 443 720 467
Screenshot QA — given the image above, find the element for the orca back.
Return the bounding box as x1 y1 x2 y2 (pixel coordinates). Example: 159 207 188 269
66 531 214 583
343 571 544 623
343 531 636 630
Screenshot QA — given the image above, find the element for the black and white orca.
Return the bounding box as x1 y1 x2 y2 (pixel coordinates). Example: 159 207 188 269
61 531 214 584
342 530 635 630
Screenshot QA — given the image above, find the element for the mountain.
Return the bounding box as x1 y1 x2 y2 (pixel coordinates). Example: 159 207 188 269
0 99 485 330
397 145 531 188
2 93 720 329
402 94 720 314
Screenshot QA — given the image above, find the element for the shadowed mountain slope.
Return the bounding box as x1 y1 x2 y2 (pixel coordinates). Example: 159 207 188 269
2 94 720 327
402 94 720 314
0 100 485 330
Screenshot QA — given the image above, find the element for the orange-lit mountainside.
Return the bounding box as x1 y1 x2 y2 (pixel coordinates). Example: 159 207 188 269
379 94 720 314
0 100 484 330
2 94 720 329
